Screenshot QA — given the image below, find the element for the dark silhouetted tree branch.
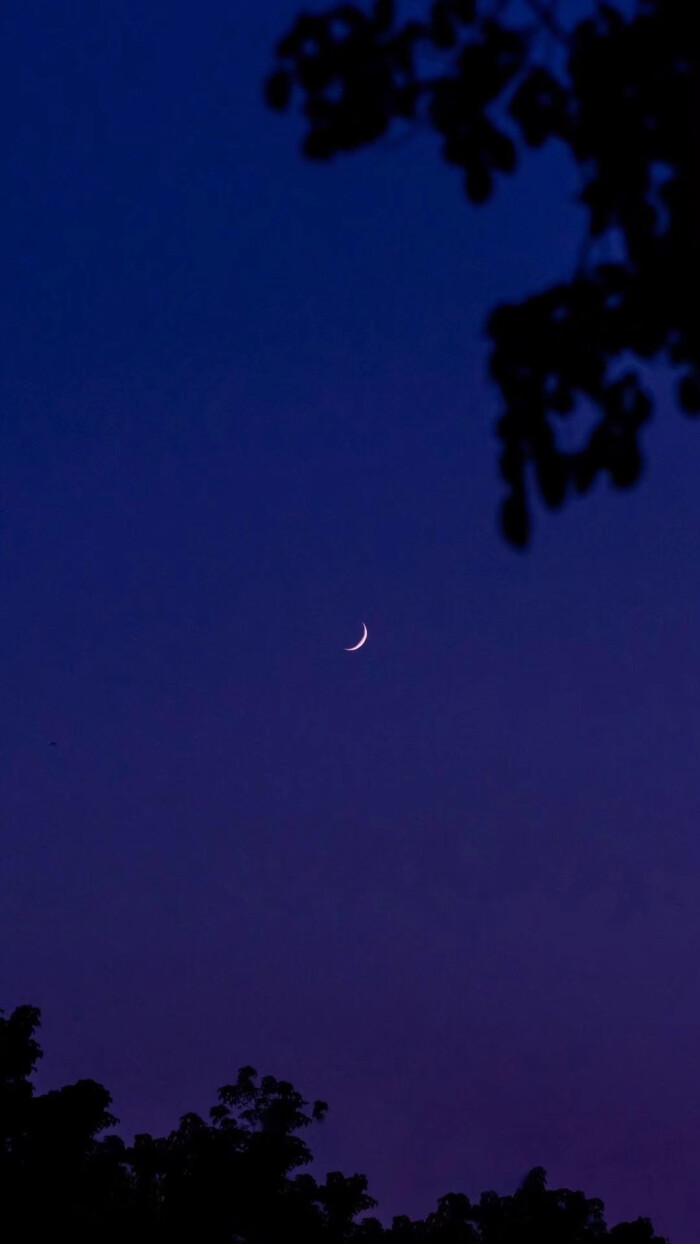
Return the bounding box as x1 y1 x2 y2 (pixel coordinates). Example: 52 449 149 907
266 0 699 547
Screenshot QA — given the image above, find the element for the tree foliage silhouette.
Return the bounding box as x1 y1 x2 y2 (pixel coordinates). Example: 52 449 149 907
265 0 698 547
0 1004 379 1244
1 1004 671 1241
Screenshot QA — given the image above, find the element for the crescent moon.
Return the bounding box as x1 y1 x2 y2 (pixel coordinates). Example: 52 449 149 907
345 623 368 652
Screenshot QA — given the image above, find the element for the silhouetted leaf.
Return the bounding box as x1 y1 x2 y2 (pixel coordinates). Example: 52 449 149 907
501 492 529 547
265 69 293 110
465 159 492 202
678 371 700 414
509 67 568 146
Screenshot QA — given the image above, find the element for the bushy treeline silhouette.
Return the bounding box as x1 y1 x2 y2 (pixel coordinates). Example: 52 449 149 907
1 1004 669 1241
266 0 699 547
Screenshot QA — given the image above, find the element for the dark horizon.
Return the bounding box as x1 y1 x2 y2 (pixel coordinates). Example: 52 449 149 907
1 2 699 1241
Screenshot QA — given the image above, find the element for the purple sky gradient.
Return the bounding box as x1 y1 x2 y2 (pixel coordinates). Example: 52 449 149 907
1 3 699 1241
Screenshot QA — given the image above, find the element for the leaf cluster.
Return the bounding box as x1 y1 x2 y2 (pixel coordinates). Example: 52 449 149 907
267 1 700 545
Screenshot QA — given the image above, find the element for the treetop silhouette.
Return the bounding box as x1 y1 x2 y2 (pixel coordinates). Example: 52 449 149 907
0 1004 671 1241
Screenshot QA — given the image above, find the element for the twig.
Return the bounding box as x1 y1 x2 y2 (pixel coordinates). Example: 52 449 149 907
521 0 569 46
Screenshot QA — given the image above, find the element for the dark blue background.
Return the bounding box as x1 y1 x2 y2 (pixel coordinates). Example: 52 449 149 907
1 3 698 1240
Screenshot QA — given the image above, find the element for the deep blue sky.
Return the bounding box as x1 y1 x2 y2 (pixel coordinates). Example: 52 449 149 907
2 3 699 1241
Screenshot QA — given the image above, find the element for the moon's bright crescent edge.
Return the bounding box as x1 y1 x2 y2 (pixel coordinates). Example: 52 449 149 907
345 623 368 651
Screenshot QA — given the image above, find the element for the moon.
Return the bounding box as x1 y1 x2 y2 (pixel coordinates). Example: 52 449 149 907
345 623 368 652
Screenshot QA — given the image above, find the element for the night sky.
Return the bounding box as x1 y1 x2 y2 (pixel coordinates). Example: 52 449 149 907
1 3 699 1242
